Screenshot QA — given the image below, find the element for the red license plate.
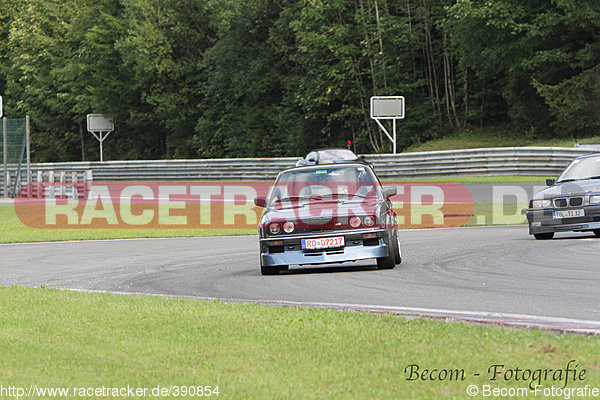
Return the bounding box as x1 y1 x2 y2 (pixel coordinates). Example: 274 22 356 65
301 236 345 250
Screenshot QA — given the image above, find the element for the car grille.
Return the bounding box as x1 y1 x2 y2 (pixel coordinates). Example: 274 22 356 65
309 217 334 232
553 198 567 208
553 197 583 208
570 197 584 207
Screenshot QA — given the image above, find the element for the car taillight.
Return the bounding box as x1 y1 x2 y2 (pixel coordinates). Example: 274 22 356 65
269 222 281 235
349 216 361 228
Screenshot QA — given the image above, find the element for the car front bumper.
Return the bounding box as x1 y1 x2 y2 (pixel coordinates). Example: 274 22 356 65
259 229 391 267
524 205 600 234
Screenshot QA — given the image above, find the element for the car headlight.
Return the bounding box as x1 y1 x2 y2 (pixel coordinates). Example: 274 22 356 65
363 215 375 227
269 222 281 235
349 216 361 228
531 199 551 208
283 221 295 234
590 195 600 204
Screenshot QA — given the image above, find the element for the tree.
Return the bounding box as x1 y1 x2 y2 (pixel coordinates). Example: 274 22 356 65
5 0 127 161
118 0 213 159
194 0 303 158
531 1 600 137
446 0 600 138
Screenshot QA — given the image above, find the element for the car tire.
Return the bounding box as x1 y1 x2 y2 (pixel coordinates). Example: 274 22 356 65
260 260 287 276
377 235 396 270
533 233 554 240
392 228 402 265
261 265 282 275
593 229 600 237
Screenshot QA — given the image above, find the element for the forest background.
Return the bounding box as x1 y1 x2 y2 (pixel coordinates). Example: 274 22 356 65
0 0 599 162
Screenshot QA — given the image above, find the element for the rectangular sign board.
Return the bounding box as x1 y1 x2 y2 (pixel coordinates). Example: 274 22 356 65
87 114 114 132
370 96 405 119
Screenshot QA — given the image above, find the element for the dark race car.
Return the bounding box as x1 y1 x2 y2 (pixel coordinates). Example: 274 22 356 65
254 163 401 275
524 153 600 240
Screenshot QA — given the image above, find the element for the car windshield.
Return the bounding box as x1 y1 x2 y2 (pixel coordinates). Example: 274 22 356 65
557 155 600 182
269 166 377 206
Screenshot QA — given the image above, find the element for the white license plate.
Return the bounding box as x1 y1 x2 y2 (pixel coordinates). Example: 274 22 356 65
301 236 345 250
553 209 585 219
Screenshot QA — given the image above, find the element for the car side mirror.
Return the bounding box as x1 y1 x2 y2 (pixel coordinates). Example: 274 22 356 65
254 197 267 208
546 178 556 186
382 186 397 199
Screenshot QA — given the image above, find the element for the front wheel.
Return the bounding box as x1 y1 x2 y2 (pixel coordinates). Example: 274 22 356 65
593 229 600 237
260 260 287 275
377 234 396 270
392 228 402 265
533 233 554 240
261 265 288 275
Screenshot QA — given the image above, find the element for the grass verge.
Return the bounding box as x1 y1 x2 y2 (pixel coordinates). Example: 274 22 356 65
464 202 528 227
404 128 600 153
1 286 598 400
0 205 256 244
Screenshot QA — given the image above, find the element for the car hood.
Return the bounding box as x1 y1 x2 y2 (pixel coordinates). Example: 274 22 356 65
532 180 600 199
262 198 380 221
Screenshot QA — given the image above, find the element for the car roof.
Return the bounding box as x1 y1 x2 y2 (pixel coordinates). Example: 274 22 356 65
284 161 371 172
309 147 357 153
573 153 600 161
310 148 358 157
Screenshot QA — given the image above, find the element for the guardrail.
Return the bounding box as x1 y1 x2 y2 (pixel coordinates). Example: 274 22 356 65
1 147 598 197
366 147 597 180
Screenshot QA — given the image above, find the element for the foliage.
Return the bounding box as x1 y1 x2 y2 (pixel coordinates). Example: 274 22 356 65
447 0 600 137
1 0 599 162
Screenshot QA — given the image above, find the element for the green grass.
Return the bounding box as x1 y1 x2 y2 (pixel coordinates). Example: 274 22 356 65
1 286 598 400
464 202 529 227
0 205 256 244
403 127 600 153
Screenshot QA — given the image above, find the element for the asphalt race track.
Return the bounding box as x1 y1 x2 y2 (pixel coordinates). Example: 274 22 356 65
1 225 599 333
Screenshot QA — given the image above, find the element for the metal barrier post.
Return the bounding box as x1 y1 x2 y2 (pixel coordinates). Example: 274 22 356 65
36 171 43 199
48 171 55 199
84 170 93 200
26 116 31 197
2 118 6 198
71 171 78 199
59 171 66 197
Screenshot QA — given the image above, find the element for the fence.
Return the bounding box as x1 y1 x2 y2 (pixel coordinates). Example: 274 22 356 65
2 169 92 199
2 117 30 198
1 147 598 198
